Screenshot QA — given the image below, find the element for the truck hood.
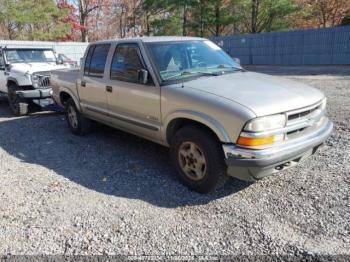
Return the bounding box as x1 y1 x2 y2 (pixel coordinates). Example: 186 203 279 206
184 71 325 116
10 62 67 74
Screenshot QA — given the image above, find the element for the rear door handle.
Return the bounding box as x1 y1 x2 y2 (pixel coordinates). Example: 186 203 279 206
81 81 86 87
106 86 113 92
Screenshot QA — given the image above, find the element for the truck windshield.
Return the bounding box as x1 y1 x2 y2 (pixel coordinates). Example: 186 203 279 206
4 49 56 63
145 40 241 82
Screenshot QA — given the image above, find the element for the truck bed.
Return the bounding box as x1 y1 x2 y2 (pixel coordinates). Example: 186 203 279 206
51 69 80 107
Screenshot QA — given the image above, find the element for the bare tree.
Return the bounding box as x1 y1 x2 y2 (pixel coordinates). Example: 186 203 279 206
72 0 102 42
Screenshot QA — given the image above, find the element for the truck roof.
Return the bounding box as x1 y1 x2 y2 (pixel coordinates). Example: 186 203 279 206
92 36 207 45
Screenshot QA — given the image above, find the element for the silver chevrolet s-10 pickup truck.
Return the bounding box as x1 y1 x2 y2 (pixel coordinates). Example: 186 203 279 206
51 37 333 193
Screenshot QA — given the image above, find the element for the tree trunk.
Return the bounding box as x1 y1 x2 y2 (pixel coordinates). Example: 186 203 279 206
322 11 327 27
79 0 88 42
120 13 123 38
80 14 88 42
146 13 150 36
182 2 187 36
200 0 204 37
133 0 137 37
251 0 258 33
7 23 14 40
215 1 220 36
81 29 88 42
134 16 136 37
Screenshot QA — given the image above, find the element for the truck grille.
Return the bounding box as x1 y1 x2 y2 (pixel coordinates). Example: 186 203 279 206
288 106 320 121
33 72 51 88
285 102 324 139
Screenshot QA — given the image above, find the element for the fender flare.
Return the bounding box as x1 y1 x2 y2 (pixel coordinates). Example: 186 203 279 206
6 77 19 87
58 87 81 111
163 110 231 144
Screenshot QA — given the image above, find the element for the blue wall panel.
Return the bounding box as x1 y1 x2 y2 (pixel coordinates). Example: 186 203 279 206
211 26 350 65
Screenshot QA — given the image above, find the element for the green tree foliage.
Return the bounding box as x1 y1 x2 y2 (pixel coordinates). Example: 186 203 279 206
136 0 299 37
341 15 350 26
136 0 177 36
1 0 348 41
0 0 71 40
0 0 25 39
249 0 300 33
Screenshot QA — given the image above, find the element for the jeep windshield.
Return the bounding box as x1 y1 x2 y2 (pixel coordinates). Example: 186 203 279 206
4 49 57 63
145 40 242 83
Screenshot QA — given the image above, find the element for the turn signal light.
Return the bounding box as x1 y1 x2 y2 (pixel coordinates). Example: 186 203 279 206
237 136 275 147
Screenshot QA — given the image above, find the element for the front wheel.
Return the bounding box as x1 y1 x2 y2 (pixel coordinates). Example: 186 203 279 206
65 98 91 135
7 84 29 116
170 126 228 193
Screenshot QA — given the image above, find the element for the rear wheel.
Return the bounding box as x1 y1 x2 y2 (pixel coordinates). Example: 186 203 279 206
7 84 29 116
170 126 228 193
65 98 91 135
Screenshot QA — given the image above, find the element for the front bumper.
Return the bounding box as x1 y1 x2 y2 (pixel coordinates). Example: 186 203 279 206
223 118 333 181
16 88 53 99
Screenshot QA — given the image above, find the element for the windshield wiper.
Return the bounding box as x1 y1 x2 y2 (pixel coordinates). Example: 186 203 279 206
164 70 222 81
163 71 194 80
162 66 244 81
208 64 244 71
197 71 223 76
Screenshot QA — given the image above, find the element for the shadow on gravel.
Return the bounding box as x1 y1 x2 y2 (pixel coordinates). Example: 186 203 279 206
0 98 250 208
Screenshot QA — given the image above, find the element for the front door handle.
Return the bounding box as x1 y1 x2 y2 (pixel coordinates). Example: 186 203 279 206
106 86 113 92
4 72 9 76
81 81 86 87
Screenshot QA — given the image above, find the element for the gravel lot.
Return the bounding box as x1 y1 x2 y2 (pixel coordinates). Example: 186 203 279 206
0 66 349 257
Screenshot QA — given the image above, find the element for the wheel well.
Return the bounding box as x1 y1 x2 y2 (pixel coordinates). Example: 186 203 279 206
60 92 72 105
7 80 17 88
166 118 221 145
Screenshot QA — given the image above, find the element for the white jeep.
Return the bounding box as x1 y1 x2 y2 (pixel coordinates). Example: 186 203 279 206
0 46 67 116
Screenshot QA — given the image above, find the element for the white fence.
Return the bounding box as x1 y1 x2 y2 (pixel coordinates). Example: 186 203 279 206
0 40 89 65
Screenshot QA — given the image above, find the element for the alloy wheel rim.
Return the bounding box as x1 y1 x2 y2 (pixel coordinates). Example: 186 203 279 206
67 106 78 129
178 141 207 181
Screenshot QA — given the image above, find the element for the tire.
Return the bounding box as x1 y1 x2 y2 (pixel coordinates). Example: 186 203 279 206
65 98 91 135
170 126 228 193
7 84 29 116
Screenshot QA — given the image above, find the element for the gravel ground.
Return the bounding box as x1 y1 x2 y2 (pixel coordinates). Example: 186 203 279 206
0 66 349 257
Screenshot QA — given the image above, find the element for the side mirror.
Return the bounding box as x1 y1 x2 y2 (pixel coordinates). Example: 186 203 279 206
233 57 241 65
138 69 149 85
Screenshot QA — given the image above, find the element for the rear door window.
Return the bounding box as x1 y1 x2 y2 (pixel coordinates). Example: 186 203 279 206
85 44 110 78
84 46 95 75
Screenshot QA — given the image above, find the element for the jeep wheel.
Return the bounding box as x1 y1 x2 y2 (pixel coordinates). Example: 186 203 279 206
7 84 29 116
65 98 91 135
170 126 228 193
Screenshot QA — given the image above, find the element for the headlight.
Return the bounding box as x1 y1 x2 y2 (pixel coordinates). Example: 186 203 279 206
237 114 287 148
31 74 39 88
244 114 286 132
